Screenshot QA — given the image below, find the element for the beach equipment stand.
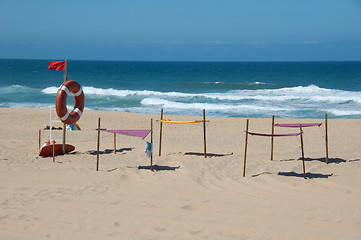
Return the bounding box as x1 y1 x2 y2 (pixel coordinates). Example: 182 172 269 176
96 117 152 171
157 109 209 158
271 114 328 164
243 119 306 179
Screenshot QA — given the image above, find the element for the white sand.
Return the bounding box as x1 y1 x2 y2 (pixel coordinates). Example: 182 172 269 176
0 108 360 240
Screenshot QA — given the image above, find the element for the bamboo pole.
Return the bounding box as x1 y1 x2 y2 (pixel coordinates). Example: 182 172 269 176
299 125 306 179
39 129 41 150
114 133 116 154
203 109 207 158
271 115 275 161
158 108 163 156
52 140 55 163
243 119 249 177
62 59 68 154
96 117 101 171
49 108 52 147
325 113 329 164
151 118 154 171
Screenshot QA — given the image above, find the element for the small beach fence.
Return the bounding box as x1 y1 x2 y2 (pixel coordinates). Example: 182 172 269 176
243 119 307 179
271 114 329 164
96 118 153 171
157 109 209 158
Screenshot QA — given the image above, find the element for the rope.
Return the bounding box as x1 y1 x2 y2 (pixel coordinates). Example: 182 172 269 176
246 130 301 147
246 131 300 137
274 123 322 128
157 119 209 124
275 121 326 143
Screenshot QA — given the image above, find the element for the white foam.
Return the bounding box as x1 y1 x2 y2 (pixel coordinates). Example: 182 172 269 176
325 109 361 116
41 85 361 104
4 102 54 109
42 86 194 98
38 84 361 117
140 98 288 112
249 81 266 85
1 85 38 93
42 86 58 94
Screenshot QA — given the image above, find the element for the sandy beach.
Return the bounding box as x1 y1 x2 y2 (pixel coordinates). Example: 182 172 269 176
0 107 360 240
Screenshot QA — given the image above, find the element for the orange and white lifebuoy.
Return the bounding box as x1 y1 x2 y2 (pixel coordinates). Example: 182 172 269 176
55 80 84 124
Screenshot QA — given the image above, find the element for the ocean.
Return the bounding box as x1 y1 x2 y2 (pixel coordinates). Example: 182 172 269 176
1 59 361 119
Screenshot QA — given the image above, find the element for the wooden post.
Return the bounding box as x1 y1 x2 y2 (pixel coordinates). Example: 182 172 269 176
299 125 306 179
203 109 207 158
159 108 163 156
114 133 116 154
151 118 154 171
96 117 101 171
39 129 41 150
52 140 55 163
271 115 275 161
243 119 249 177
325 114 329 164
62 59 68 154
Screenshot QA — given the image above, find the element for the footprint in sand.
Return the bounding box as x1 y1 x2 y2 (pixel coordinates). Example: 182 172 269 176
181 204 193 211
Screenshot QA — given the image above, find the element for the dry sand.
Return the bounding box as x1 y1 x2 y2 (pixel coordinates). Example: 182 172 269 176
0 108 360 240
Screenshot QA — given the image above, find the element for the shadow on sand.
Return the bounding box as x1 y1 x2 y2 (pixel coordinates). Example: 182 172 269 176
278 171 334 179
251 171 333 179
279 157 359 164
138 165 181 171
86 148 133 155
303 157 361 164
184 152 233 158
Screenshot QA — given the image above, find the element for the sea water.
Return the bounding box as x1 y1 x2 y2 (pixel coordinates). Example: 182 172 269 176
1 59 361 118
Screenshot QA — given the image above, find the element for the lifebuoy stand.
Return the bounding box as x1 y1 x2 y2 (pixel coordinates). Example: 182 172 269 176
53 59 85 154
55 80 84 125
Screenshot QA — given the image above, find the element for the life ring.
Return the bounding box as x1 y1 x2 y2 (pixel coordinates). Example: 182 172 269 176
55 80 84 124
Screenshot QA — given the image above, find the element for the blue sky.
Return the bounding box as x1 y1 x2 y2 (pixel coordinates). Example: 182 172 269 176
1 0 360 61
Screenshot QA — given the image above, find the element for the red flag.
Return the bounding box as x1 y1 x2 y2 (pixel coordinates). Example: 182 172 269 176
48 61 65 71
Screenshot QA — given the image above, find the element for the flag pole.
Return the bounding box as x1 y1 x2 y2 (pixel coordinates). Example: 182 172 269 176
62 59 68 154
64 59 68 82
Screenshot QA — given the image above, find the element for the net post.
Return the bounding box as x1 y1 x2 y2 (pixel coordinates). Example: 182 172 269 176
159 108 163 156
299 125 306 179
243 119 249 177
271 115 275 161
114 133 116 154
96 117 101 171
203 109 207 158
325 114 329 164
151 118 154 171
